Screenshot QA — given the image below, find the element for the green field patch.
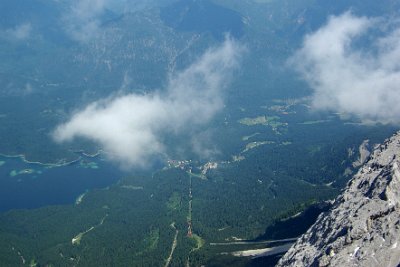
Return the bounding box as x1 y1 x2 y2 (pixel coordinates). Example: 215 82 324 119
238 116 287 134
232 155 245 162
21 169 35 174
298 120 330 125
188 171 206 180
191 234 205 250
243 141 275 153
120 185 144 190
281 141 292 146
269 120 287 129
238 116 269 126
242 133 260 141
166 192 181 210
144 228 160 251
308 145 322 155
79 160 99 169
75 191 88 205
72 232 86 245
29 259 38 267
72 215 107 245
9 169 35 177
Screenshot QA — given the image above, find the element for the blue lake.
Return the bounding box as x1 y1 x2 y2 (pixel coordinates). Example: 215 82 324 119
0 154 127 212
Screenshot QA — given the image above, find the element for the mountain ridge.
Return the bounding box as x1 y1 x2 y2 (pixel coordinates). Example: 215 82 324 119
277 131 400 267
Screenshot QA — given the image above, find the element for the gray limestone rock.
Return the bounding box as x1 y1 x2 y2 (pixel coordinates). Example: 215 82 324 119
277 131 400 267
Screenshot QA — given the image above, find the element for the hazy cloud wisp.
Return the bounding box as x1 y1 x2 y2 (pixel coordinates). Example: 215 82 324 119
63 0 110 43
290 12 400 124
5 23 32 40
53 37 243 168
62 1 183 43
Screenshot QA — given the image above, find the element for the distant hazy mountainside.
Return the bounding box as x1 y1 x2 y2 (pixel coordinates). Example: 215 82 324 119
277 131 400 267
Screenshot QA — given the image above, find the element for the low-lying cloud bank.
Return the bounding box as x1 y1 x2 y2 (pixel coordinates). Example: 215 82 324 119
290 12 400 124
53 37 243 168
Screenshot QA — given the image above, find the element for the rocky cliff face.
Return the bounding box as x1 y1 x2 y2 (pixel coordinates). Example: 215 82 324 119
277 132 400 267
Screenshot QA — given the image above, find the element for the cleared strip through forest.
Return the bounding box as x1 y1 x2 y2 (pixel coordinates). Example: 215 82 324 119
164 222 179 267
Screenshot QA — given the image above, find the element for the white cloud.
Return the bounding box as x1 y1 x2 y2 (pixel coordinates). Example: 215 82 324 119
6 23 32 40
290 12 400 124
24 83 34 95
63 0 110 43
53 37 243 168
191 130 220 160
